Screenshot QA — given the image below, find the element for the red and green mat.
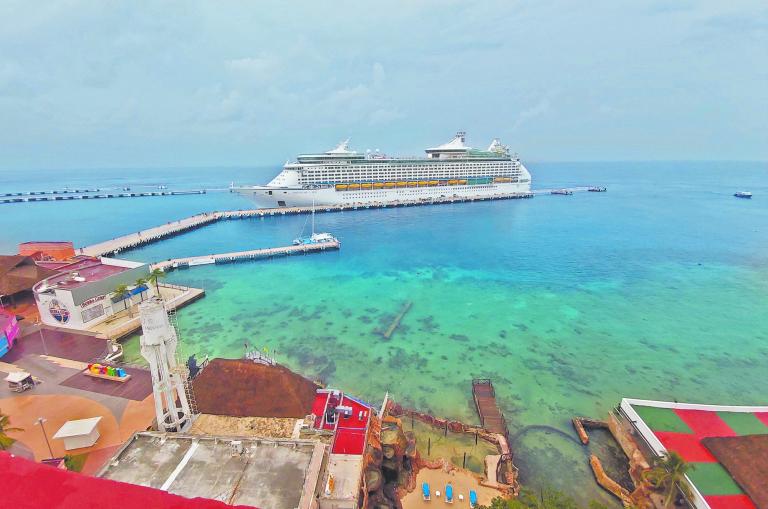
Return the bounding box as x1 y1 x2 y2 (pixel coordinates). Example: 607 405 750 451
632 405 768 509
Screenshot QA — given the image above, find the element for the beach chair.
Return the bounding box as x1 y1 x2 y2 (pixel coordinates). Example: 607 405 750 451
469 490 477 508
446 484 454 504
422 482 430 501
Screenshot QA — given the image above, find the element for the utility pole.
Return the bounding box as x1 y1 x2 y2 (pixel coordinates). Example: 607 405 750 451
37 418 54 459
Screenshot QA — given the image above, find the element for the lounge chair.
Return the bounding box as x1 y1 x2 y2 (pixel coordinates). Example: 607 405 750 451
469 490 477 508
446 484 454 504
422 482 430 501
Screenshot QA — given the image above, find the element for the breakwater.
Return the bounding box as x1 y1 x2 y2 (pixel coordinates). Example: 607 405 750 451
1 189 208 204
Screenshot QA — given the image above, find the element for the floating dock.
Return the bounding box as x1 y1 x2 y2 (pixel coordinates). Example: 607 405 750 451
472 379 509 439
79 192 536 256
150 241 340 272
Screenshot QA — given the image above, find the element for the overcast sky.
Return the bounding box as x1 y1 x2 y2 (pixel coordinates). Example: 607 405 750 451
1 0 766 169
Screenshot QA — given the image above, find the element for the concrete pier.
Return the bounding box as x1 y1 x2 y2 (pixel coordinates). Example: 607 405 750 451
151 241 340 272
80 191 535 257
0 190 208 204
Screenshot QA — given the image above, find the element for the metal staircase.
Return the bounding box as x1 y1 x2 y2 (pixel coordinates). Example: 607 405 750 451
167 306 199 416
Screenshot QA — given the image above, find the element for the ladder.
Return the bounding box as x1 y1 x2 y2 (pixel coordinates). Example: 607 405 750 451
167 306 199 416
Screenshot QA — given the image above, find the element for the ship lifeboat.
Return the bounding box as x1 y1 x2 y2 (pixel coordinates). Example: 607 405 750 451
385 182 396 188
396 182 407 187
407 182 418 187
428 181 439 186
418 181 429 187
335 184 348 191
361 183 372 189
373 182 384 189
438 181 449 186
348 184 361 190
448 180 459 185
458 179 468 185
494 177 511 183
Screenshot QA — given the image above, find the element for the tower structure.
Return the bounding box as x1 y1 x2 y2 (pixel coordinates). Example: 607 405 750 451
139 297 192 432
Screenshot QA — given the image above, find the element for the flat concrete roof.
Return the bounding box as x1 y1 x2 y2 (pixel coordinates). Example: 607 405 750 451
99 432 326 509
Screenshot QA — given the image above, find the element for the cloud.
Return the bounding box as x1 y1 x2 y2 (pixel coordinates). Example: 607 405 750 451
372 62 385 86
225 56 279 80
369 107 404 126
512 99 551 130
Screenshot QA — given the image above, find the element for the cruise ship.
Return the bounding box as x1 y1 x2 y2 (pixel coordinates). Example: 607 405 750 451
233 132 531 208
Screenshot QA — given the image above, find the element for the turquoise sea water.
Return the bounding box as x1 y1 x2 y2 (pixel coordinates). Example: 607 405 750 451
1 162 766 505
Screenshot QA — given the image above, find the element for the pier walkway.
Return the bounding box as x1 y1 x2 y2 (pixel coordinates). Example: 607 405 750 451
472 379 509 439
80 192 534 256
1 190 208 204
151 241 340 272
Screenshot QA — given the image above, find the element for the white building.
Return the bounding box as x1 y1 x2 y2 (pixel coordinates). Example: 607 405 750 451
33 256 154 330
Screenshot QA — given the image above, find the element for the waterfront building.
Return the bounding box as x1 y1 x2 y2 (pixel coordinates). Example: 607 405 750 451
233 132 532 207
33 256 154 330
618 398 768 509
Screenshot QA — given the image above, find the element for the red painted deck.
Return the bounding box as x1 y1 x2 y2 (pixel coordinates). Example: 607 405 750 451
311 390 372 455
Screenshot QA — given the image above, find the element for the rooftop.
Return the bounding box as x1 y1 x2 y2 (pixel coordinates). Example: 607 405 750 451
192 358 320 418
99 432 326 509
703 435 768 509
311 389 373 455
621 398 768 509
34 256 143 291
0 255 60 295
0 452 246 509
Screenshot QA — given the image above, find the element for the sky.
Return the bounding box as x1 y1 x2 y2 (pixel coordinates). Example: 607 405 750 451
0 0 766 170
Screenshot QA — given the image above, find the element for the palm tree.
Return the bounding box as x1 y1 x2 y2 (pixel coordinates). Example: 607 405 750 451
0 410 23 450
134 277 148 302
642 451 694 508
113 283 133 317
147 268 166 298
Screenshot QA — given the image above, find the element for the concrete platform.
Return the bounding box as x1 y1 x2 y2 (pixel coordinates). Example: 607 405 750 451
99 432 327 509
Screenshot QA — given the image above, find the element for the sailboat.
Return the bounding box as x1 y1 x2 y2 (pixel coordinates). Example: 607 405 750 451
293 199 339 245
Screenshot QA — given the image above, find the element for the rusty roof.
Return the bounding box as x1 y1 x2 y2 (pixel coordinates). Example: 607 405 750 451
702 435 768 509
0 255 60 296
192 358 320 418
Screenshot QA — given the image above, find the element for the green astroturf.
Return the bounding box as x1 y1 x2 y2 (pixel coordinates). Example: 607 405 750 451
686 462 744 496
717 412 768 436
632 406 693 434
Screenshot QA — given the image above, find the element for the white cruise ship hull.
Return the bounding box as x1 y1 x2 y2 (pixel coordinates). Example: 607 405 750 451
234 181 531 209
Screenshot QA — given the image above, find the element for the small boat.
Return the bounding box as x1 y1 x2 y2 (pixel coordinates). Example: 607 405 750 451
293 200 339 246
588 187 607 192
551 189 573 195
734 191 752 199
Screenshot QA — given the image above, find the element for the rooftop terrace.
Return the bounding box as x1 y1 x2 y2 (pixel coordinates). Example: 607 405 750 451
99 432 326 509
620 398 768 509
